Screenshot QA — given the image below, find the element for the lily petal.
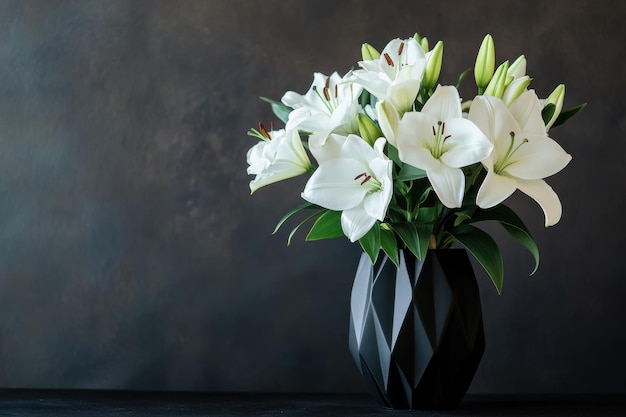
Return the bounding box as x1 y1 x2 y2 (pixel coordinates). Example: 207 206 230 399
440 118 492 168
517 179 563 226
341 205 377 243
339 134 378 162
302 158 369 210
396 112 441 171
427 164 465 208
476 171 518 209
508 90 546 136
504 135 572 180
387 79 421 112
469 95 521 156
421 85 462 121
376 100 400 146
308 132 347 164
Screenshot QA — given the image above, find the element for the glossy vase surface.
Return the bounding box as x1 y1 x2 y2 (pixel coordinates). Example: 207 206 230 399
348 249 485 409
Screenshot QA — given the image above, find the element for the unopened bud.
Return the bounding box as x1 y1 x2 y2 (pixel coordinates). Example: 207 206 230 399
422 41 443 91
357 113 383 146
502 75 532 106
361 43 380 61
544 84 565 130
508 55 527 80
474 34 495 90
484 60 509 98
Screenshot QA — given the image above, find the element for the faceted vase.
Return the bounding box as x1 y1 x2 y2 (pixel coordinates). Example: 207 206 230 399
348 249 485 410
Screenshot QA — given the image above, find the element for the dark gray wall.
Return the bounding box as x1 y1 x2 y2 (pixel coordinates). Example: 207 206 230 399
0 0 624 393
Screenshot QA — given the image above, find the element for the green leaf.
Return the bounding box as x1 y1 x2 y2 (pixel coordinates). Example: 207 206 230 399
360 90 371 108
397 164 428 181
386 144 403 167
469 204 540 275
260 96 293 124
305 210 344 241
272 202 319 235
391 222 433 261
286 211 323 246
451 224 504 293
410 182 433 219
551 102 587 128
380 226 399 268
455 67 472 90
359 223 381 264
392 223 419 259
415 222 434 260
454 212 472 227
542 103 556 126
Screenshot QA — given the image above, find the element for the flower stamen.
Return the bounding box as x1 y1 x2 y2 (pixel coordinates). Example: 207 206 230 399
397 41 405 56
354 172 373 185
311 85 334 114
494 131 529 174
323 77 331 101
383 53 394 67
259 122 271 140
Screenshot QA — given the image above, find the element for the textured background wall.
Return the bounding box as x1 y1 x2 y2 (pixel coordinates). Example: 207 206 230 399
0 0 624 393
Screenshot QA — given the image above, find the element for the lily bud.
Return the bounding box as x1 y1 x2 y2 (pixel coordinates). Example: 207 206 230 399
357 113 383 146
361 43 380 61
484 60 509 98
422 41 443 91
508 55 527 80
375 100 400 147
474 34 495 90
544 84 565 130
502 75 532 106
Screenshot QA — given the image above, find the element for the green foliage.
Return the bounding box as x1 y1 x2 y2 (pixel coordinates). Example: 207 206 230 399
359 224 381 264
397 164 428 181
391 221 433 261
552 103 587 128
469 204 540 275
451 224 504 293
306 210 344 241
256 35 585 295
272 202 319 235
542 103 557 125
379 227 399 268
260 96 293 124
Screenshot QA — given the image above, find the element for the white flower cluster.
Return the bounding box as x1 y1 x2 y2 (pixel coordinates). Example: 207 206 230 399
247 35 572 244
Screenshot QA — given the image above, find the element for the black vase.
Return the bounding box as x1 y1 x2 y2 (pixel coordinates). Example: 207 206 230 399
348 249 485 409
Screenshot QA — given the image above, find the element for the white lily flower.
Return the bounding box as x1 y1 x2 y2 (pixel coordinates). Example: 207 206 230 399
281 72 363 136
468 91 572 226
246 129 312 194
301 135 393 242
350 38 426 113
395 85 493 208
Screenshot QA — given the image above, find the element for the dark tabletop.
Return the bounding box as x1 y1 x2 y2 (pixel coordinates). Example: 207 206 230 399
0 390 625 417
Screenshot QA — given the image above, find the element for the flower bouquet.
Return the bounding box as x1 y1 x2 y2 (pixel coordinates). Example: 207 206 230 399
246 33 584 293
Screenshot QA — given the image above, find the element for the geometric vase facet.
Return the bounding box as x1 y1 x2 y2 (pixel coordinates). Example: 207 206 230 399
349 249 485 409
